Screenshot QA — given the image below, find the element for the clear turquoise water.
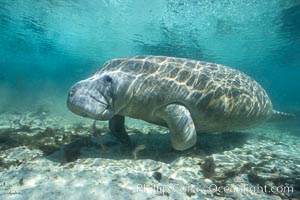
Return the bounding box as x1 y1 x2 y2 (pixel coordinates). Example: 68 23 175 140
0 1 299 114
0 1 300 199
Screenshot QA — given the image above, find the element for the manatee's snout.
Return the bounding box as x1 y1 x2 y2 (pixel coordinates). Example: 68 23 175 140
67 79 113 120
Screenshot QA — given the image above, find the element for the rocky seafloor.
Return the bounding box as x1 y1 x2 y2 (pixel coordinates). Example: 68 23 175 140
0 108 299 200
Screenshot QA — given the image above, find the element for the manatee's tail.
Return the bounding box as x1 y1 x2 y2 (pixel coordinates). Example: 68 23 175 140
269 110 296 122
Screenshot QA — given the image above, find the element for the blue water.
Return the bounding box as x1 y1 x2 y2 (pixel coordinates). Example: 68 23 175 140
0 0 299 113
1 1 300 199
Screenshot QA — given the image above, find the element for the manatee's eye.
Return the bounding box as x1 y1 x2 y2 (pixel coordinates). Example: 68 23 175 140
103 75 112 83
69 88 76 97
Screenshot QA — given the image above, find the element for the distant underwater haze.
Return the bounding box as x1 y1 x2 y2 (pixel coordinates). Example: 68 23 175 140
1 1 300 199
0 0 300 113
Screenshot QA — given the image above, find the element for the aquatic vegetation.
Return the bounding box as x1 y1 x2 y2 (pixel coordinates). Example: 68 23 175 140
0 0 299 199
132 144 146 160
201 157 216 178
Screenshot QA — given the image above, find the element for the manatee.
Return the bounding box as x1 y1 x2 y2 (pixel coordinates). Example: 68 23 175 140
67 56 294 150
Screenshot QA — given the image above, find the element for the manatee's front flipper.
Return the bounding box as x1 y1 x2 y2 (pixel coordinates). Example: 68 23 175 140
155 104 197 151
109 115 131 146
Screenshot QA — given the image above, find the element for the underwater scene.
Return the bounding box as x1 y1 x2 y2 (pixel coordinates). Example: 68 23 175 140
0 0 300 199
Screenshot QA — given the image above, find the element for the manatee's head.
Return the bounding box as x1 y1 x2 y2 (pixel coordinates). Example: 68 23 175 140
67 74 114 120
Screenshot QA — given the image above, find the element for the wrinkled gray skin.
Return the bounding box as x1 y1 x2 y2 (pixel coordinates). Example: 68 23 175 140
67 56 289 151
